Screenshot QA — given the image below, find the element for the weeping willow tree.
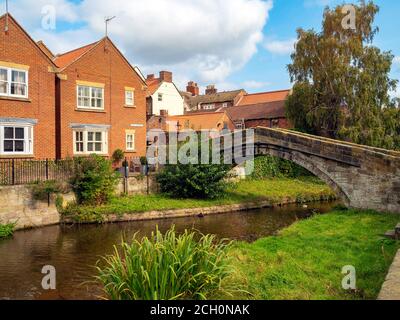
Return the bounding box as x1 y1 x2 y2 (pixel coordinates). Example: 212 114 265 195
286 1 399 150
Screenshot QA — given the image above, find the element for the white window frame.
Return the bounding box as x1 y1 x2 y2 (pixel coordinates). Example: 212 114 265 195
125 90 135 106
77 85 104 110
0 67 29 99
126 131 135 151
73 129 108 155
0 124 33 155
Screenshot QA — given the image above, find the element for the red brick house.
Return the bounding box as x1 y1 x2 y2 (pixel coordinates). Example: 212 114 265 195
183 82 246 113
53 37 147 158
226 101 291 130
0 14 57 159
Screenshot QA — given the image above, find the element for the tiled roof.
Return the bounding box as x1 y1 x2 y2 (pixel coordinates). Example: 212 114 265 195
226 101 286 121
146 78 162 96
237 89 290 106
54 41 100 69
187 90 245 109
167 112 228 131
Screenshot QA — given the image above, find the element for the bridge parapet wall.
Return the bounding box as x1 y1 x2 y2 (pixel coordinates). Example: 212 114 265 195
254 127 400 214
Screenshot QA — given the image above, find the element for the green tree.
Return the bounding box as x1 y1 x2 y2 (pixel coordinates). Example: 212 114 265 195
286 1 398 149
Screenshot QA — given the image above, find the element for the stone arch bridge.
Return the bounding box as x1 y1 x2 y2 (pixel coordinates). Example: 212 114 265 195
230 127 400 214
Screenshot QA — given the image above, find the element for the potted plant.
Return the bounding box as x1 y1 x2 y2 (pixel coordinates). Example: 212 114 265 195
112 149 127 175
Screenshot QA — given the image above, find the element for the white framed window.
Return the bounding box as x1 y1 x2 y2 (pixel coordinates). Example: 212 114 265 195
77 85 104 110
125 90 134 106
158 93 163 102
0 67 28 98
126 131 135 151
0 124 33 155
202 104 214 110
73 129 108 155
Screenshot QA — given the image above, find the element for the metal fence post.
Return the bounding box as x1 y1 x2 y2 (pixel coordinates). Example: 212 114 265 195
45 159 49 181
11 159 15 185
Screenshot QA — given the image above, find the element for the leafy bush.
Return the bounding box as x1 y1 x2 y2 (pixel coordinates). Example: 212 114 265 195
156 133 231 199
96 227 232 300
70 155 120 205
0 223 16 239
249 155 312 179
31 180 70 201
157 163 230 199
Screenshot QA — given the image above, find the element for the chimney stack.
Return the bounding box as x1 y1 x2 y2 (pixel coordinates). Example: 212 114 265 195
146 74 155 81
186 81 199 96
160 109 169 117
159 71 173 83
205 85 217 95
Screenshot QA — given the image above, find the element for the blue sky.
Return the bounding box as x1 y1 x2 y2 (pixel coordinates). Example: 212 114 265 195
231 0 400 94
3 0 400 95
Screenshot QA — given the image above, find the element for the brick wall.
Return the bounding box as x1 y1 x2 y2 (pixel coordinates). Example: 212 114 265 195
245 118 291 129
0 15 56 159
57 39 147 158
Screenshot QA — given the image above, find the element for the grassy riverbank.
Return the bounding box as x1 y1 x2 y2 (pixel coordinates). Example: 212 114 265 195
228 209 400 300
62 177 336 223
0 223 15 239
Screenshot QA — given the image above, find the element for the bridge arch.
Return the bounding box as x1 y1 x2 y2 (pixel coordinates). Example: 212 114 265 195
253 148 351 206
226 127 400 213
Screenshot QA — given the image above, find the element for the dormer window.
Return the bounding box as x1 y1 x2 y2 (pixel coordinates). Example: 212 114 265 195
0 67 28 98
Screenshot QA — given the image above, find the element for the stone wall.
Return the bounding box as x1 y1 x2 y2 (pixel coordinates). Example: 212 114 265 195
0 175 158 230
0 185 75 230
254 127 400 214
116 174 159 195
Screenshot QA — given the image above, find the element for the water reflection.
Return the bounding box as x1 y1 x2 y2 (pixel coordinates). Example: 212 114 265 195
0 201 338 300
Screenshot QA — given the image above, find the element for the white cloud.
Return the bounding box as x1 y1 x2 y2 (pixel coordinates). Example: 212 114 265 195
264 38 297 55
241 80 270 90
10 0 273 86
394 56 400 65
303 0 334 7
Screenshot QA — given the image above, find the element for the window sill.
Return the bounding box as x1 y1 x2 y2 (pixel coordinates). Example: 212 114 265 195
75 108 106 113
0 154 34 159
124 105 136 108
0 96 31 103
125 150 137 153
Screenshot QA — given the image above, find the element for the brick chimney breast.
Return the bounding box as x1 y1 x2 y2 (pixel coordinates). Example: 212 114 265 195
147 74 155 81
187 81 199 96
205 85 217 95
159 71 173 83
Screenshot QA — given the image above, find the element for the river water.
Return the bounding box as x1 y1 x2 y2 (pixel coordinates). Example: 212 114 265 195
0 202 338 300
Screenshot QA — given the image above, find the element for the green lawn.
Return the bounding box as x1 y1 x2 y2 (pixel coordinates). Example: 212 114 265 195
62 177 336 222
228 209 400 300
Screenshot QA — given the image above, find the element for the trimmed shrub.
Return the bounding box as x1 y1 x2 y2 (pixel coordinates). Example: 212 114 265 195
96 227 232 300
70 155 120 205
